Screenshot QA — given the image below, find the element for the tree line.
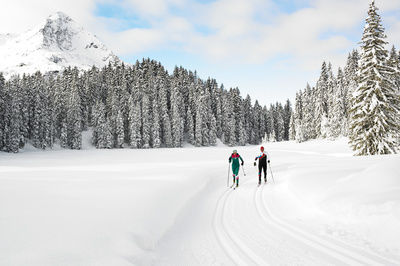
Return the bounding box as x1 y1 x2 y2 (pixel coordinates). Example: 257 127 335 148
290 1 400 155
0 60 292 153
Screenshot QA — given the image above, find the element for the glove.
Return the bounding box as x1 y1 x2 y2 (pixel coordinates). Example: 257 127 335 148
268 160 270 163
254 158 257 161
229 159 231 163
241 162 244 166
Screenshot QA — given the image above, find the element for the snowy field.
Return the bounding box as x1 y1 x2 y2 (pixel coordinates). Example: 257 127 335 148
0 138 399 265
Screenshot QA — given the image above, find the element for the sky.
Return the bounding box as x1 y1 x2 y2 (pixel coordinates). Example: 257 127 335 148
0 0 400 106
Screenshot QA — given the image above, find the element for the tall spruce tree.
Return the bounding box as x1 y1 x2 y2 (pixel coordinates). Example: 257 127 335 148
349 0 400 155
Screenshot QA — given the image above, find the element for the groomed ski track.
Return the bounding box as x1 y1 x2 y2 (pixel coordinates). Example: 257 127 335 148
212 174 398 265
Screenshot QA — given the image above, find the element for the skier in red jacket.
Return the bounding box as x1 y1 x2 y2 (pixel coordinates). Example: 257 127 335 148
255 146 269 185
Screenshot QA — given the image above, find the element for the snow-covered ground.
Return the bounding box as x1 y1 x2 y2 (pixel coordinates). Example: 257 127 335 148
0 138 399 265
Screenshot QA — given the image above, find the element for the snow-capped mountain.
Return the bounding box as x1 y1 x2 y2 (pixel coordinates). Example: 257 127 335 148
0 12 119 78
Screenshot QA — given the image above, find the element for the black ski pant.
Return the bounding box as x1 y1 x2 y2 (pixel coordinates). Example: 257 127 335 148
258 163 267 182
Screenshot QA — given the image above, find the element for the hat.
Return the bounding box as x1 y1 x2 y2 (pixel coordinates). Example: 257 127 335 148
233 149 237 153
260 146 264 151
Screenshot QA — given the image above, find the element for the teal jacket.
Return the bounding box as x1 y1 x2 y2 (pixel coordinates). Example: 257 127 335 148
229 153 244 168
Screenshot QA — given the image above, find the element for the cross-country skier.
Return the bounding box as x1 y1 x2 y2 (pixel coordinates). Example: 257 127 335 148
254 146 270 185
229 150 244 188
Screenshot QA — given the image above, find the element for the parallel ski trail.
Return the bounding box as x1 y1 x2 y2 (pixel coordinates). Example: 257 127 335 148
213 187 269 266
257 184 395 266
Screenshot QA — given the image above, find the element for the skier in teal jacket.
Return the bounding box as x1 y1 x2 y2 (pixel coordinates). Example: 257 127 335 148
229 150 244 187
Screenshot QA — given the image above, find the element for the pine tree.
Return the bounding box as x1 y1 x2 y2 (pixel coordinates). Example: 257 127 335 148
201 88 210 146
151 97 161 148
158 74 172 147
195 102 203 146
243 95 252 143
267 107 276 142
4 79 22 153
170 80 183 147
329 68 347 138
315 62 329 137
141 93 151 148
344 50 360 109
209 114 217 145
349 0 400 155
283 99 292 141
128 97 142 148
186 105 195 145
115 109 124 148
0 73 5 150
93 101 112 149
289 115 296 140
293 91 304 142
302 84 316 140
32 74 46 149
66 72 82 149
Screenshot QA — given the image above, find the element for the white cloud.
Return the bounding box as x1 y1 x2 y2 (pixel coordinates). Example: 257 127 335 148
1 0 399 103
0 0 96 34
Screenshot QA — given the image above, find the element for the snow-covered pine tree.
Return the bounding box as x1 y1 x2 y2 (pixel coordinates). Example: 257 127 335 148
266 105 276 142
349 0 400 155
344 50 360 105
389 46 400 93
303 84 316 140
32 72 49 149
243 95 252 143
215 87 223 140
328 68 347 138
201 86 211 146
186 104 195 145
115 109 124 148
228 115 236 147
289 114 296 141
128 96 142 148
231 88 244 144
293 90 303 142
275 103 285 141
66 71 82 150
141 93 151 149
194 92 203 147
170 79 183 147
314 62 329 138
283 99 292 141
209 114 218 146
269 111 276 142
0 73 5 150
60 118 68 149
19 75 29 145
252 100 262 144
389 46 400 146
151 96 161 148
4 79 22 153
325 63 336 138
158 73 172 147
93 101 112 149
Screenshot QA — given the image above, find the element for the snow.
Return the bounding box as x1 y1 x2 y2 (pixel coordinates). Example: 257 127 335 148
0 138 399 265
0 12 119 78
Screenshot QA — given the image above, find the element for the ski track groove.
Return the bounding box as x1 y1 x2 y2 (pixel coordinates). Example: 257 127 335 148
257 183 396 266
213 186 269 266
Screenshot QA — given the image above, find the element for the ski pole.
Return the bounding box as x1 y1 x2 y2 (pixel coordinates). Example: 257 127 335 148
227 163 231 187
242 165 246 176
268 161 275 184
